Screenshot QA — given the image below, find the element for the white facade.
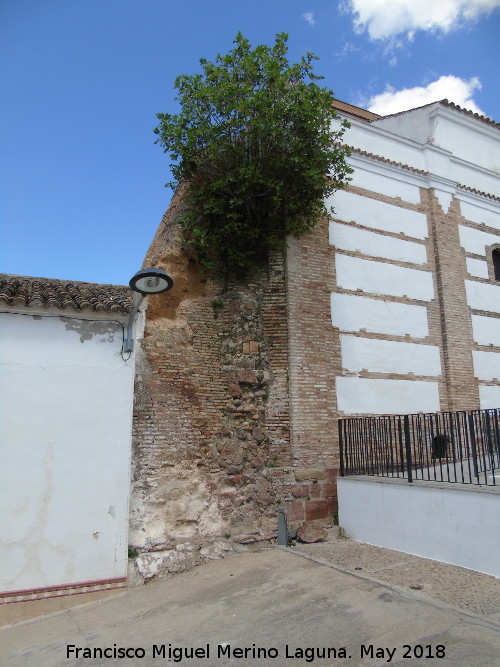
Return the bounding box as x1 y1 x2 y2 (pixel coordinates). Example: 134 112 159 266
0 306 137 599
331 101 500 416
338 477 500 578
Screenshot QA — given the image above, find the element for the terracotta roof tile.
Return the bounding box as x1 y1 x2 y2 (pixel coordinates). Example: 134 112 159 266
348 146 429 175
456 184 500 202
332 99 380 122
440 100 499 128
0 274 134 315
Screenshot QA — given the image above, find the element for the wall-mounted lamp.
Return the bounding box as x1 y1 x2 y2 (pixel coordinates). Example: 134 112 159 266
124 268 173 353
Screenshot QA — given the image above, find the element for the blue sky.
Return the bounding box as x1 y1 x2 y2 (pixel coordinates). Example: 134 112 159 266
2 0 500 285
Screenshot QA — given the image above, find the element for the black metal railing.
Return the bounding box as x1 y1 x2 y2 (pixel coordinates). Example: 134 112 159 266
339 409 500 486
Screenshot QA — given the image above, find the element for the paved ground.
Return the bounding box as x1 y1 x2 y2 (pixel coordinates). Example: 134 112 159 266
1 532 500 667
291 527 500 622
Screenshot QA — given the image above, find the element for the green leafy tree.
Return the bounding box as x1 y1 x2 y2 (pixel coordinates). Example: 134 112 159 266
154 32 352 275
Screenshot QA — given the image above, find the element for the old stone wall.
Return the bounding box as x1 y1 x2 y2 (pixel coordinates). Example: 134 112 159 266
129 141 500 583
129 187 295 582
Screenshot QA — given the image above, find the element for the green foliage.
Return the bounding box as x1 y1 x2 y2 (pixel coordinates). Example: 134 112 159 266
211 298 225 319
155 32 352 275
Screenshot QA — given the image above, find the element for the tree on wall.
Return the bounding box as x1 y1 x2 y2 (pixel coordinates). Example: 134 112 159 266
154 32 352 275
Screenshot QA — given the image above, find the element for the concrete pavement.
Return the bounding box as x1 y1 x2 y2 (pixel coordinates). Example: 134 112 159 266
1 533 500 666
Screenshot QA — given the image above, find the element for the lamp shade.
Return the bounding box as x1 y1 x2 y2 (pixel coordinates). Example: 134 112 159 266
129 268 173 295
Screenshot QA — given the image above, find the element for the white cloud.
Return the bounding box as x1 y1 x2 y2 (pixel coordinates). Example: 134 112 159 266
334 41 361 61
367 75 485 115
347 0 500 40
302 11 316 26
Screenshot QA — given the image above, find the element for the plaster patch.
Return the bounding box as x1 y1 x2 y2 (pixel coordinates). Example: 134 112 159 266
340 335 441 376
458 225 500 256
465 280 500 314
460 201 500 231
479 384 500 409
331 293 429 338
348 166 421 204
472 350 500 381
466 258 489 279
434 189 452 214
471 315 500 347
335 254 434 301
328 190 428 239
329 223 426 265
336 377 440 415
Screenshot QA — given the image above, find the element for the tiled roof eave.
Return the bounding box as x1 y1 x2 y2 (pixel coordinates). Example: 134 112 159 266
346 146 500 202
0 275 134 315
369 99 499 129
347 146 429 176
456 184 500 203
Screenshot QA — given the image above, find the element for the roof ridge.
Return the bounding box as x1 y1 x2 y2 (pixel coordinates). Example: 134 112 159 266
371 99 499 128
370 100 439 122
441 99 500 128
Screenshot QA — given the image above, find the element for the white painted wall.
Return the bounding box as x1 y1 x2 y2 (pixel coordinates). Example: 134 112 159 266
370 104 500 177
340 335 441 376
338 477 500 578
335 254 434 301
0 312 135 593
465 280 500 313
336 377 440 414
328 190 428 239
466 257 489 279
348 163 421 205
432 188 453 214
330 222 427 265
479 385 500 409
471 315 500 347
331 293 429 338
433 115 500 175
340 119 427 173
472 350 500 381
460 201 500 232
370 105 435 145
459 225 500 256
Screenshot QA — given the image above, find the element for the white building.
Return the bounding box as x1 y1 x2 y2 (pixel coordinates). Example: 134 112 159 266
0 275 137 606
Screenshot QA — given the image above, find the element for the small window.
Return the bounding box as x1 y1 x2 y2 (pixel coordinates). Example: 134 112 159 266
493 249 500 281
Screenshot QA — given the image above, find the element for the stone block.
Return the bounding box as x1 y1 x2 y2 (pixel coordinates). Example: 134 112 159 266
310 483 321 499
305 500 329 521
286 501 305 522
291 485 309 498
296 522 328 543
327 497 338 514
294 468 328 482
322 483 337 498
226 370 259 384
227 474 247 486
326 468 338 482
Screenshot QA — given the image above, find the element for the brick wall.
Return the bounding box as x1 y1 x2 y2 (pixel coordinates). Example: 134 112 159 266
129 188 295 580
425 190 480 411
130 148 499 573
